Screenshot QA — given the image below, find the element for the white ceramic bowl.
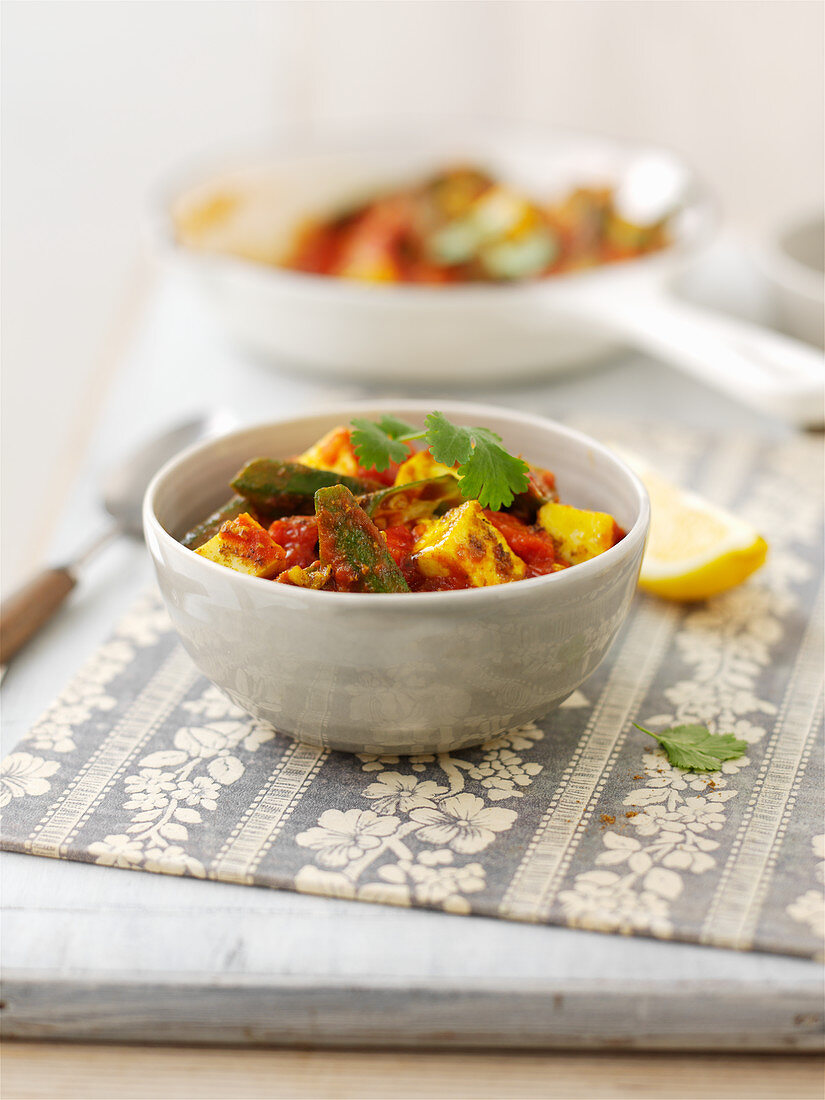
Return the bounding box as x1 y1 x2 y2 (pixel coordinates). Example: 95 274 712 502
144 401 649 755
155 126 711 382
155 131 824 424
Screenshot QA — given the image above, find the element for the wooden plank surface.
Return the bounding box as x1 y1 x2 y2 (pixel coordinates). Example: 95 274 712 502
3 831 822 1049
5 973 823 1051
3 1044 824 1100
2 258 822 1053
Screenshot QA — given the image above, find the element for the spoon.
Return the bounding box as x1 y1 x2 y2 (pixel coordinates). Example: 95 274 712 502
0 412 233 664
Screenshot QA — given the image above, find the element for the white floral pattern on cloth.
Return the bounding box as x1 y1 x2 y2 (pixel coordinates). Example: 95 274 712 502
20 590 171 756
558 431 823 941
787 835 825 945
0 753 61 809
86 678 276 878
295 725 542 912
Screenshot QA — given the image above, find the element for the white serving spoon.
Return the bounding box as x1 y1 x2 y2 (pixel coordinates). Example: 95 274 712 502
537 152 824 426
541 264 825 427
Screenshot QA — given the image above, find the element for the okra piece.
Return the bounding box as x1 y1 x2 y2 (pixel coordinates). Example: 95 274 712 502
315 485 409 594
231 459 374 514
359 475 465 526
181 495 253 549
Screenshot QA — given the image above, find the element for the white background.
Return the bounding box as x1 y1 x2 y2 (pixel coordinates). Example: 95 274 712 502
2 0 823 590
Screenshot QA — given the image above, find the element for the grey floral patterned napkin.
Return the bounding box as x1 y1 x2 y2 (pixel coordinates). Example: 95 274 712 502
2 426 823 958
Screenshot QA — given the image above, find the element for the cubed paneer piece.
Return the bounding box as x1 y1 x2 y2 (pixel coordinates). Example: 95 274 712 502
413 500 526 587
297 427 360 477
195 513 286 578
394 450 458 487
275 562 332 590
537 502 618 565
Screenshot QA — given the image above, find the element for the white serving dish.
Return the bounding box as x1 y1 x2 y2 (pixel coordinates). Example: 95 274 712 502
154 126 824 426
144 401 649 755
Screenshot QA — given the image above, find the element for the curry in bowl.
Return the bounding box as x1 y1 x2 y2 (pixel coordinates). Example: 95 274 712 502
182 413 625 594
176 164 672 286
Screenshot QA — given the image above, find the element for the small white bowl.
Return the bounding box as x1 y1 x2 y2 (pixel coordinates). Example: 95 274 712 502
754 212 824 348
144 401 649 755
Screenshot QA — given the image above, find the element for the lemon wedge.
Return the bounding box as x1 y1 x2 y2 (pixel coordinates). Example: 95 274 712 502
616 448 768 601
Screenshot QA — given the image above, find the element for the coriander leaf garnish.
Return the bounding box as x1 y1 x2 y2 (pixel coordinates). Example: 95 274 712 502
426 413 530 509
634 723 747 772
373 414 420 439
350 411 530 510
423 411 475 466
350 416 420 471
457 439 531 511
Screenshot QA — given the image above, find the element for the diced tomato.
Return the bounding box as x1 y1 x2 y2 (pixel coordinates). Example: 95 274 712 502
328 199 413 284
289 223 340 275
485 510 557 576
268 516 318 570
382 525 415 564
382 525 426 589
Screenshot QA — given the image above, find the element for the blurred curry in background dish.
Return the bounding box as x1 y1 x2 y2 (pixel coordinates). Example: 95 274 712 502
176 165 673 284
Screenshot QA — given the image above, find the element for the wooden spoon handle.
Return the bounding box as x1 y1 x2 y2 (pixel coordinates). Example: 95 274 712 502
0 567 77 664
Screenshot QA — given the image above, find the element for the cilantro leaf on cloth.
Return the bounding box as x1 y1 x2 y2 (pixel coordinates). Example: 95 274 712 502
634 723 748 772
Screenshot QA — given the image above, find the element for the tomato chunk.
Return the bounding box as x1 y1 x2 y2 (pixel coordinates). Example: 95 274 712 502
382 525 428 590
485 510 557 576
268 516 318 570
382 525 415 563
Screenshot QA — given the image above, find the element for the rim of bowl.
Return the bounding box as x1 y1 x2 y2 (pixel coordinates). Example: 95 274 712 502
149 125 717 305
144 399 651 607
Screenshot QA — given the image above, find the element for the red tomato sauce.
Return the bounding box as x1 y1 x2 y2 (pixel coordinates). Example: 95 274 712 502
268 516 318 570
382 525 427 590
485 510 562 577
381 526 468 591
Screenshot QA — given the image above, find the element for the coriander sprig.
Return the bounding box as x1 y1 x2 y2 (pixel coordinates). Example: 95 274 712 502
634 723 747 772
349 411 530 512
